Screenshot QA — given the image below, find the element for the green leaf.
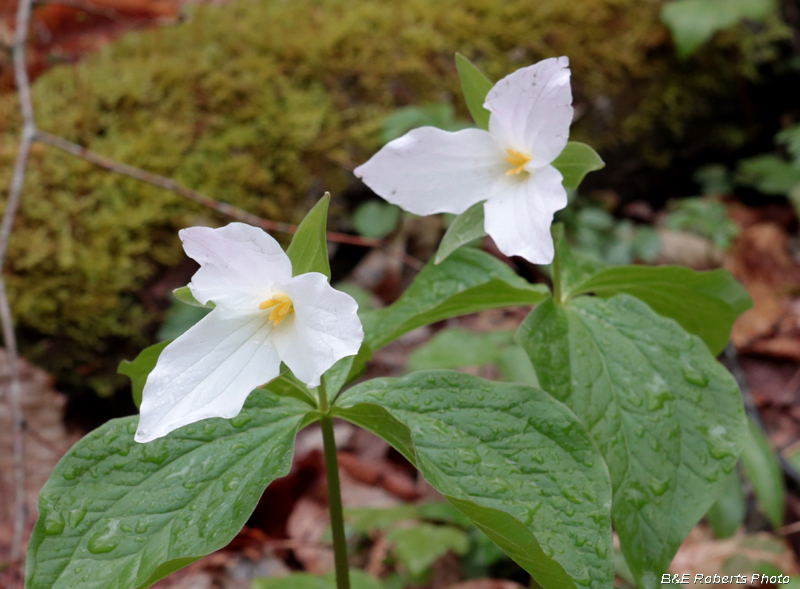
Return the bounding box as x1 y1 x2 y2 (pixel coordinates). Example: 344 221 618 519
736 154 800 195
26 390 312 589
382 104 471 144
118 341 171 409
741 418 785 529
568 265 753 356
455 53 493 131
263 370 319 407
517 295 747 589
661 0 775 58
172 286 214 309
157 302 211 341
287 193 332 279
434 202 486 265
407 329 514 371
322 343 372 398
353 201 401 239
776 124 800 168
550 224 605 304
334 371 613 589
362 248 549 350
552 142 605 190
387 523 469 577
706 471 746 539
253 570 383 589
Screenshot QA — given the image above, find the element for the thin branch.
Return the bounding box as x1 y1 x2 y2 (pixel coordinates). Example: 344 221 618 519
1 0 35 566
35 131 381 247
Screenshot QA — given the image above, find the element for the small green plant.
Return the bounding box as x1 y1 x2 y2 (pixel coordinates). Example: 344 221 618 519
27 55 752 589
663 197 740 251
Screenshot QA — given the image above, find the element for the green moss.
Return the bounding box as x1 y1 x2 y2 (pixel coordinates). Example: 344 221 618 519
0 0 787 393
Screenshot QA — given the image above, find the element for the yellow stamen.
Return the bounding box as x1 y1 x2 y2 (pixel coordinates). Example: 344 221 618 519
259 293 294 326
505 149 532 176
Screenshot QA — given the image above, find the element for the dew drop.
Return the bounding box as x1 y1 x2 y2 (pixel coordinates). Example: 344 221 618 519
63 467 78 481
68 508 87 528
682 368 709 387
44 511 65 535
230 415 252 429
649 479 669 497
87 521 121 554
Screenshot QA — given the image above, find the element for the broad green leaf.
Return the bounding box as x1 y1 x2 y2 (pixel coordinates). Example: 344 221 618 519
407 328 538 386
353 201 401 239
362 248 549 350
26 390 312 589
661 0 774 58
387 523 469 577
434 202 486 265
118 340 171 408
253 570 383 589
550 224 604 303
172 286 214 309
706 471 746 539
569 265 752 356
407 329 514 371
286 193 331 279
741 418 785 529
552 143 605 190
333 371 613 589
455 53 493 131
518 295 746 589
382 104 471 144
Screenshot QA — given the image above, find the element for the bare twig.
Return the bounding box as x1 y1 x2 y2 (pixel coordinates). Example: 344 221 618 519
1 0 36 566
35 131 381 247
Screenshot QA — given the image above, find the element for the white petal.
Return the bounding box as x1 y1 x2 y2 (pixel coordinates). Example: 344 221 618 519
135 309 280 442
485 57 573 168
273 273 364 388
354 127 507 215
181 223 293 312
483 166 567 264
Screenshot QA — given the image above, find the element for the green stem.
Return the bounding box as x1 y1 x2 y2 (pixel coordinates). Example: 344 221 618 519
551 251 563 303
318 382 350 589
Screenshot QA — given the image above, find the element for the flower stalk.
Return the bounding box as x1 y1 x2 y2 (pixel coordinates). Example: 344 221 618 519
318 381 351 589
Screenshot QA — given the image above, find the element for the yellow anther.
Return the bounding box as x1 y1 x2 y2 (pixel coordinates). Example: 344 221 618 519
505 149 532 176
259 293 294 326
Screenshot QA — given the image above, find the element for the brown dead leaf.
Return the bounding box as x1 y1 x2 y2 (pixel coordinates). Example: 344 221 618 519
286 497 334 574
728 223 800 351
0 350 78 562
442 578 526 589
669 526 798 586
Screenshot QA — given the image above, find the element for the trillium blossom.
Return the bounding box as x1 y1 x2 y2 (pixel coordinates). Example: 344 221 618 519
135 223 364 443
355 57 574 264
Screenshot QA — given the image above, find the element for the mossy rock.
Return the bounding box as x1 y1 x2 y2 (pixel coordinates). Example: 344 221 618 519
0 0 786 395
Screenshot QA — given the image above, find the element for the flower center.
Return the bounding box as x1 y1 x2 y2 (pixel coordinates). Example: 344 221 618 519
259 292 294 326
505 149 532 176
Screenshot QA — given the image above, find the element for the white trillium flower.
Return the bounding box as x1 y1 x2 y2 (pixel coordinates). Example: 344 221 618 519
135 223 364 443
355 57 574 264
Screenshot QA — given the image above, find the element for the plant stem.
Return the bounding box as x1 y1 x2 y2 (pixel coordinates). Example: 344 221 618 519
318 382 351 589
